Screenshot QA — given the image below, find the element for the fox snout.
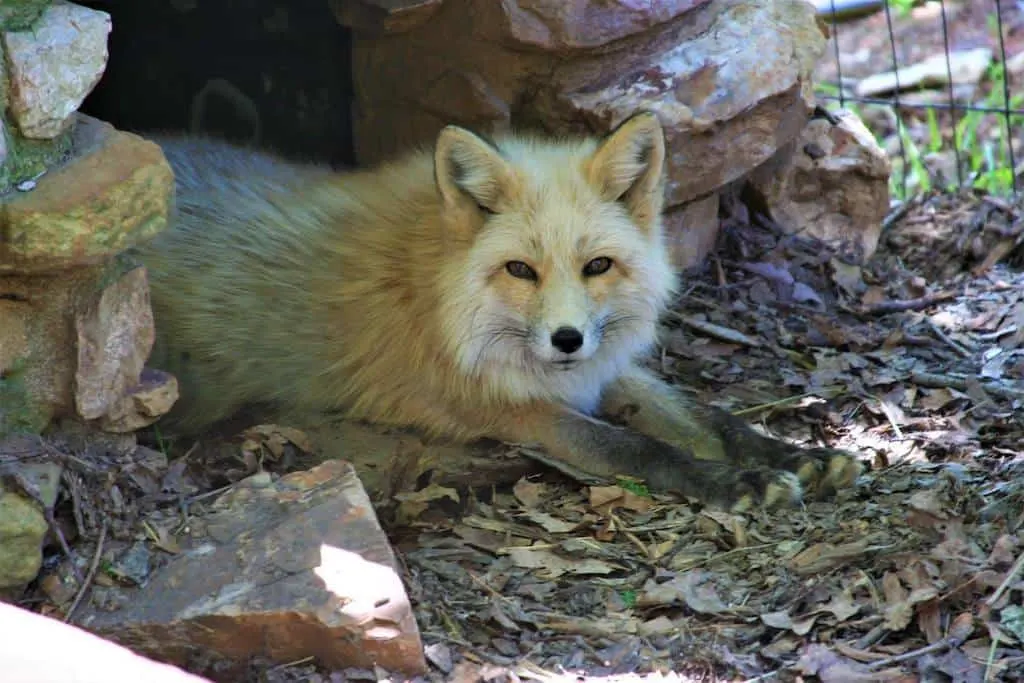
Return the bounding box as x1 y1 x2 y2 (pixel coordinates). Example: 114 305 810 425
550 326 584 354
534 315 600 365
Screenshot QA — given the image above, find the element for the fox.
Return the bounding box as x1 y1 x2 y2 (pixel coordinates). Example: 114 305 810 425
132 111 862 512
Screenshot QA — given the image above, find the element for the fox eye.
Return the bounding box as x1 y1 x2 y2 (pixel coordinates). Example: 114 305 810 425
583 257 613 277
477 203 495 216
505 261 538 281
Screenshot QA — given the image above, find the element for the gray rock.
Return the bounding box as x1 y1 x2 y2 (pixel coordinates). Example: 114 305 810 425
3 1 112 139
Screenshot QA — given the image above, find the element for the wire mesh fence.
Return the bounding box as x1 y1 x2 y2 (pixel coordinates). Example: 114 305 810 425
814 0 1024 200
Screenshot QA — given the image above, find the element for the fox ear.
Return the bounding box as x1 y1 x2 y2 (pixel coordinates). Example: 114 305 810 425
434 125 515 214
587 111 666 226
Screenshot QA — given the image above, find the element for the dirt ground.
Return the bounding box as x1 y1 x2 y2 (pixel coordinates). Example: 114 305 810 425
18 185 1024 683
11 5 1024 683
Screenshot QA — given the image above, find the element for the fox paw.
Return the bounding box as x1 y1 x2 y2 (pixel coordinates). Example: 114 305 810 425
728 468 803 513
789 447 864 500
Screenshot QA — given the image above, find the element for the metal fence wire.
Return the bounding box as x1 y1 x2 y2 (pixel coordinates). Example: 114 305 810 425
816 0 1024 199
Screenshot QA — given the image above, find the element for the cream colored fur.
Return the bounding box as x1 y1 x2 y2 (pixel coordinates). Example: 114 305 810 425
134 113 861 510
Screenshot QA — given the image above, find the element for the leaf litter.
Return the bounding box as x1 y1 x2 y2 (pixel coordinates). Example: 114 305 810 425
383 190 1024 683
11 188 1024 683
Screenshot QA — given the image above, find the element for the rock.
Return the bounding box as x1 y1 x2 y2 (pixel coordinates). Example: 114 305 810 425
490 0 710 52
77 460 427 678
0 120 74 193
856 48 994 98
0 485 50 590
351 0 827 212
328 0 443 35
0 0 52 31
663 194 721 271
746 109 891 265
534 0 827 206
0 114 175 273
98 368 180 433
74 266 155 422
2 1 112 139
0 436 63 590
0 260 167 433
0 120 9 168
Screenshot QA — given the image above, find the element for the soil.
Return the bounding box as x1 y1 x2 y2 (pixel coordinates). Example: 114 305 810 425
10 5 1024 683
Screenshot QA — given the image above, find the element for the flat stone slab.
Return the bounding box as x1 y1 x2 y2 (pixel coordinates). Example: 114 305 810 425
0 114 174 273
77 460 427 678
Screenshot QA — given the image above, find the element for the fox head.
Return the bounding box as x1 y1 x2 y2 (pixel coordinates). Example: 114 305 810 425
434 112 678 409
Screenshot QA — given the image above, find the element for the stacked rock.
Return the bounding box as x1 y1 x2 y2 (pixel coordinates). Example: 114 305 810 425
0 1 178 440
0 1 177 591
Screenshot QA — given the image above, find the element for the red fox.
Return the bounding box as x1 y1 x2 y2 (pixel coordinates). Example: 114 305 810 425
134 112 862 512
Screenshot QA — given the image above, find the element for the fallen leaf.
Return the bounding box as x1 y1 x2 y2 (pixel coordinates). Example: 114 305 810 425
393 483 460 523
637 570 729 614
512 478 546 508
796 644 903 682
519 510 577 534
790 540 870 575
506 546 618 579
588 485 654 513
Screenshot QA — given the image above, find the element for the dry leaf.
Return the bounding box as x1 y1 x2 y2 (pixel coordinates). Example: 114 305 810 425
588 485 654 513
393 483 460 523
790 540 870 575
796 645 903 682
506 546 618 579
519 510 577 534
512 478 546 508
637 570 729 614
240 424 313 459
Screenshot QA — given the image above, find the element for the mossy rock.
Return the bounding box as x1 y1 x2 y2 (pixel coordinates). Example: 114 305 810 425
0 359 48 438
0 116 74 193
0 0 51 31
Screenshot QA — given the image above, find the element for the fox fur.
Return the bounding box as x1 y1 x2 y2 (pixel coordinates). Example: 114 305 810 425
134 113 861 511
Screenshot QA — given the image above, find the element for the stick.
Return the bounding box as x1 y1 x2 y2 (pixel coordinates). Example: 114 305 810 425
857 291 956 316
911 371 1024 401
64 521 108 624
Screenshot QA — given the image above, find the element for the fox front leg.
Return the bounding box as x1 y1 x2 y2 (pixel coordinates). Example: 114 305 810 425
600 365 863 501
491 404 803 512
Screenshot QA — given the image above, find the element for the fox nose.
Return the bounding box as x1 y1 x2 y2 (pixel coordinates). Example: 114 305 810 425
550 327 584 354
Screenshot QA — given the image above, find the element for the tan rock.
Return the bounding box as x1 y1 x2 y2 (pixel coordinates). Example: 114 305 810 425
2 1 112 139
1 261 159 431
663 194 721 271
98 368 180 433
535 0 827 206
77 460 427 677
74 265 156 421
328 0 443 35
490 0 710 52
856 47 993 99
746 109 891 265
351 0 827 209
0 114 174 274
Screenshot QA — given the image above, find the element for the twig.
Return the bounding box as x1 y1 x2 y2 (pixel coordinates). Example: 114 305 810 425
608 510 653 562
670 313 761 348
732 386 845 417
857 291 957 316
64 520 108 624
927 320 974 358
986 550 1024 607
911 371 1024 401
676 542 778 571
881 200 913 232
866 637 954 671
